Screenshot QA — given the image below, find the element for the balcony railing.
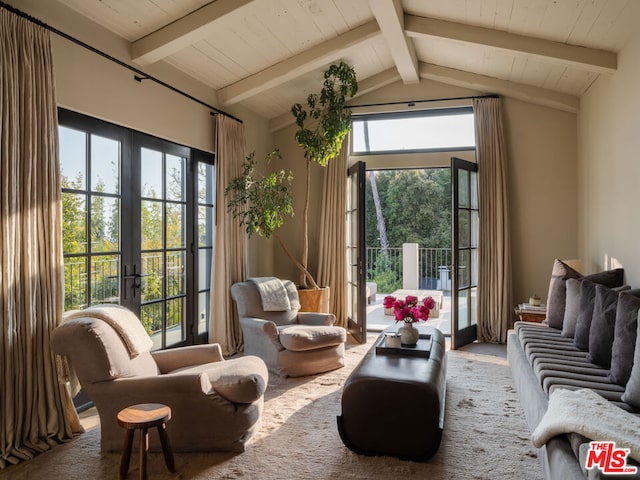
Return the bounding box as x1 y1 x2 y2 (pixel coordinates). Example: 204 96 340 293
366 246 452 294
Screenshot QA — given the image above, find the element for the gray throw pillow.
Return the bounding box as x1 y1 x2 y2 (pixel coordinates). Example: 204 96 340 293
583 268 624 289
574 280 597 351
546 259 582 330
609 293 640 385
622 313 640 409
561 278 582 338
587 285 620 368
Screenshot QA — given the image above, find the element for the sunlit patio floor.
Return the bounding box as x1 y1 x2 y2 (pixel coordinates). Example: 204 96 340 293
366 291 452 336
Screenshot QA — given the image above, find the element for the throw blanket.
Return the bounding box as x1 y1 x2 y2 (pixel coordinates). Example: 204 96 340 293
532 388 640 463
249 277 291 311
64 304 153 358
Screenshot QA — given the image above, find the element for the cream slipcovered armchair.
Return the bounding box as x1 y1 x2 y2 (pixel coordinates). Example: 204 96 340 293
230 278 347 377
51 304 268 453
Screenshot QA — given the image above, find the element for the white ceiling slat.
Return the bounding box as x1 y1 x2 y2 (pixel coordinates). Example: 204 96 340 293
131 0 254 66
418 62 579 113
493 0 515 31
217 20 382 106
405 14 617 75
369 0 420 84
565 0 608 46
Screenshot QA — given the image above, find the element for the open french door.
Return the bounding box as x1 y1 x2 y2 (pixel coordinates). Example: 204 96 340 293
346 161 366 343
451 157 479 349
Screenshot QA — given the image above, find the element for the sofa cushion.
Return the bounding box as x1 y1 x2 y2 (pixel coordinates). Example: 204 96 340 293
574 280 598 351
587 285 620 368
622 316 640 410
278 325 346 351
561 278 582 338
610 293 640 386
546 259 582 330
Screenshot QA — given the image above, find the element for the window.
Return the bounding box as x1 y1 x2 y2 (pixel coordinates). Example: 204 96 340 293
351 108 475 154
59 109 214 347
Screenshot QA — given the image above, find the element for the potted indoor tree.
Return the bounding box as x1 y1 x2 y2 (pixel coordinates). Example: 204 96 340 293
225 150 319 287
290 61 358 311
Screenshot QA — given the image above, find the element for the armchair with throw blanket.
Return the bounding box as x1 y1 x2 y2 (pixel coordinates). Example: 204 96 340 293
51 304 268 453
231 278 347 377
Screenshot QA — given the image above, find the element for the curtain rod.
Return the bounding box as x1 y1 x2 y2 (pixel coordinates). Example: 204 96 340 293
0 1 243 124
348 94 500 109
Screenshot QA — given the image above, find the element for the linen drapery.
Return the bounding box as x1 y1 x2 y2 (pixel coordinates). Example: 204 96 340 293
473 97 513 343
317 142 348 328
210 114 247 355
0 9 77 468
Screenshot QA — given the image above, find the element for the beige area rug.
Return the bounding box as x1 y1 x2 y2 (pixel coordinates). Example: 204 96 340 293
1 337 542 480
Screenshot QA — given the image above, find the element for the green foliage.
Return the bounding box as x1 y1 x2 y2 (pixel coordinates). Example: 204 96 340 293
291 62 358 166
225 150 294 238
369 252 401 293
365 168 452 249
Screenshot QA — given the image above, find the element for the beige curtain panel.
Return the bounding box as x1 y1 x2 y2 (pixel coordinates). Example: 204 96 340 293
0 10 77 468
473 97 513 343
210 114 247 355
317 142 348 328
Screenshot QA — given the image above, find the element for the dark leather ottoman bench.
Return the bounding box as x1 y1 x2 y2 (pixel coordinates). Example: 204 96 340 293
337 326 447 461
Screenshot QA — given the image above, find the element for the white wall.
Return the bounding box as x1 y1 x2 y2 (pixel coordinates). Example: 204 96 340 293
578 25 640 285
273 78 579 303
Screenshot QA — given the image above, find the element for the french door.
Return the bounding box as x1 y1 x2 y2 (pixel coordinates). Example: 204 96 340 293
451 157 479 349
59 109 212 349
346 161 366 343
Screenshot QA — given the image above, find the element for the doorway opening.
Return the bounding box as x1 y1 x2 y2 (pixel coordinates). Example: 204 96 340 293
364 167 452 334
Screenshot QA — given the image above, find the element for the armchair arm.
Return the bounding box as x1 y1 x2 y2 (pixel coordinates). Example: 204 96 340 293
297 312 336 326
239 317 283 349
100 372 213 396
152 344 224 373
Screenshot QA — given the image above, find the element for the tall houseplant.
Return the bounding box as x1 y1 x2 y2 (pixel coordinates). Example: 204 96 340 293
291 61 358 288
225 151 318 286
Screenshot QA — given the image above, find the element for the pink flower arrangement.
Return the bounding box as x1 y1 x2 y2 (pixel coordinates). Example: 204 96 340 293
383 295 436 323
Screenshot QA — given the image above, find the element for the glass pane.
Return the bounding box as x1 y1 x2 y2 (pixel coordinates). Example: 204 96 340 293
471 248 478 286
166 154 185 201
166 298 185 347
64 256 87 310
198 206 213 247
166 251 185 297
141 303 163 350
141 148 163 199
90 254 120 305
458 249 469 289
458 210 470 248
91 196 119 252
351 113 475 153
141 200 163 250
198 162 215 204
470 286 478 326
199 248 212 291
470 171 478 209
471 210 479 248
458 289 469 329
59 126 86 190
62 192 87 254
141 252 164 302
458 169 469 208
166 203 185 248
198 292 209 335
91 134 120 194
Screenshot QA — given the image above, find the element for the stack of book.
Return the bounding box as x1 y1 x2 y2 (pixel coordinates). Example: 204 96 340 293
518 303 546 313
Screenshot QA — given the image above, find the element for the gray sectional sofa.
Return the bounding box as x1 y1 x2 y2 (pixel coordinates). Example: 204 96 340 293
508 259 640 480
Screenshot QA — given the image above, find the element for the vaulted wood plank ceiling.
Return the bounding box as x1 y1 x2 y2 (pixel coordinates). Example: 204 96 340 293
56 0 639 129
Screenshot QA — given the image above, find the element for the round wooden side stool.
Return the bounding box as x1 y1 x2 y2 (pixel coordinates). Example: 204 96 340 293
117 403 175 480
